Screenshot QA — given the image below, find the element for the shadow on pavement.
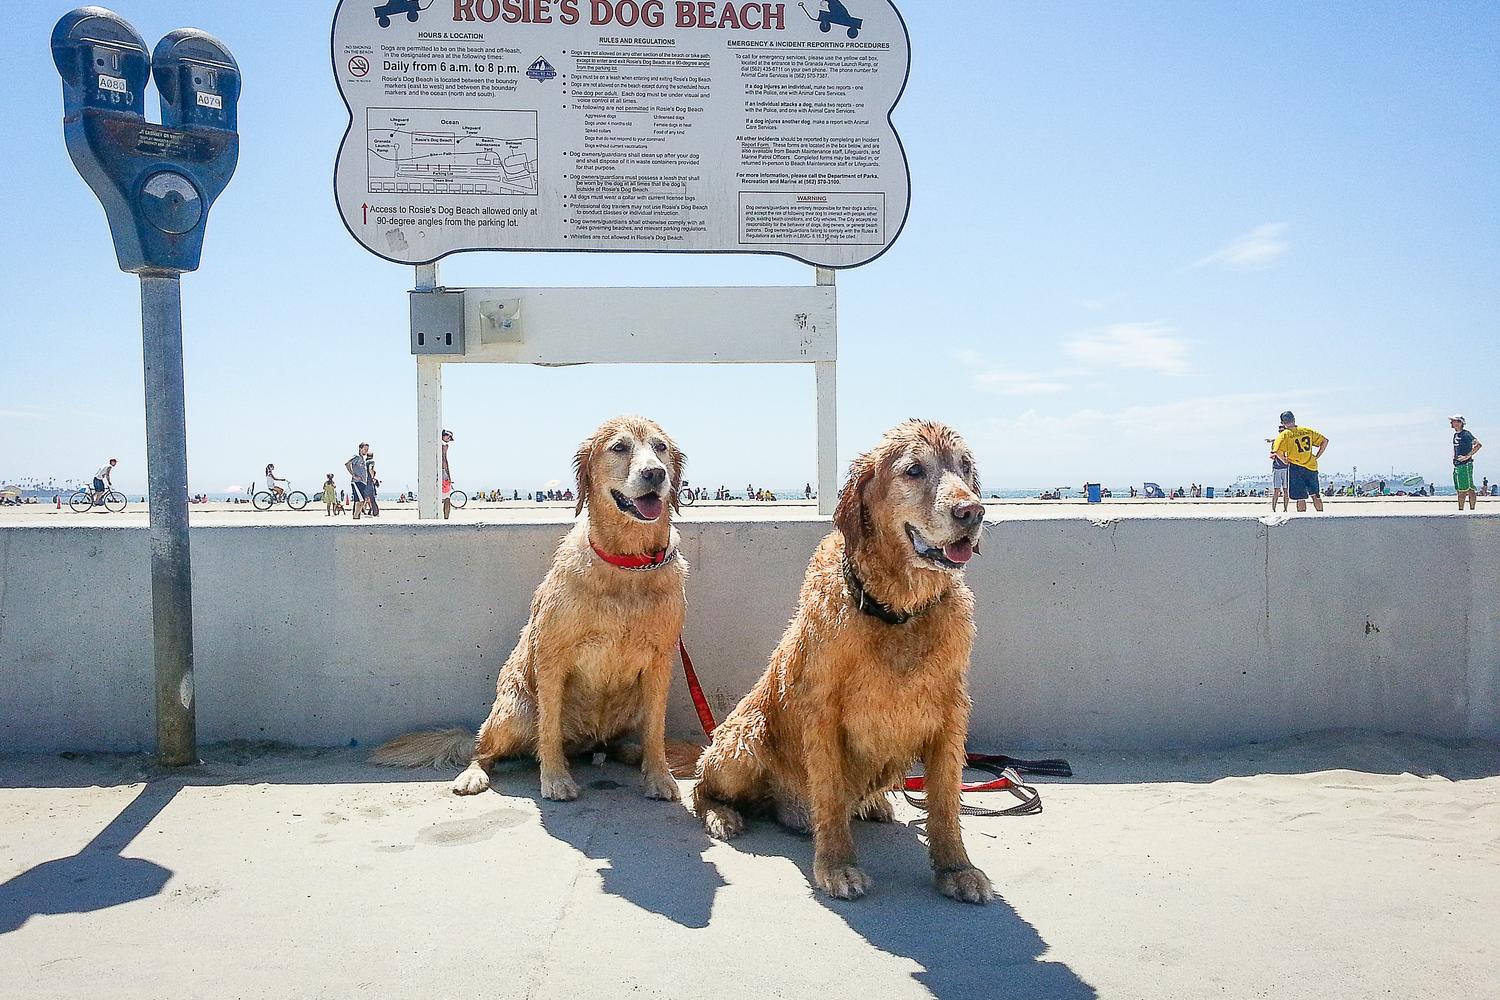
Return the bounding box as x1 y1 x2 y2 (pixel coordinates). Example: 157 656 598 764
0 780 179 935
489 758 726 930
726 811 1097 1000
4 730 1497 789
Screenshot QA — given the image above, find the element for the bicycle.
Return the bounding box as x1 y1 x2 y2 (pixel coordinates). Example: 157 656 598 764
69 488 127 513
447 489 468 509
678 485 698 506
253 482 308 511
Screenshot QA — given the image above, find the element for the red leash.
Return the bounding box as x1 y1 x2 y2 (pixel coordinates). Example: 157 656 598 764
589 540 712 733
679 639 718 736
903 768 1015 794
675 625 1068 817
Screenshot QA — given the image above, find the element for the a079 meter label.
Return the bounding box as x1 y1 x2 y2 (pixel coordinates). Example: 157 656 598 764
332 0 911 268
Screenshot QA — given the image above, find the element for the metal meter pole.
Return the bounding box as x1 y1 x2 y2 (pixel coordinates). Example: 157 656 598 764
139 273 196 766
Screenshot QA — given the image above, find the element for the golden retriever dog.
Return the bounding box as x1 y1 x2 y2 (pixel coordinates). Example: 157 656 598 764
372 416 687 803
687 420 993 903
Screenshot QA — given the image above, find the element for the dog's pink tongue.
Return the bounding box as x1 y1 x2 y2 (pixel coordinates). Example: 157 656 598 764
943 539 975 564
634 494 664 520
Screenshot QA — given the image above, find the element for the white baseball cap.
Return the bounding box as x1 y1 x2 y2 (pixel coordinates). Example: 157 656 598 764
1450 414 1466 423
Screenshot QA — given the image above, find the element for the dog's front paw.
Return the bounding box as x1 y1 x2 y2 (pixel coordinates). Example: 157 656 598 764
814 863 873 901
854 793 895 823
451 765 491 796
642 771 680 801
701 803 745 840
936 866 994 905
540 771 580 801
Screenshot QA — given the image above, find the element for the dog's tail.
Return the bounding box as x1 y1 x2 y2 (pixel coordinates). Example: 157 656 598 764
369 728 474 769
666 739 707 779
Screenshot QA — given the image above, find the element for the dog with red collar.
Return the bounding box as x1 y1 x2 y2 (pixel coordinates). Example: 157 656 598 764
373 416 688 803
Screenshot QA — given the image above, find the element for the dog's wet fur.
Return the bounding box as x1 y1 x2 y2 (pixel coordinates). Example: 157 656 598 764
687 420 995 904
371 416 688 803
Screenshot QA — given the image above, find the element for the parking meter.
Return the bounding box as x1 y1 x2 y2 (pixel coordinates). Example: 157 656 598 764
51 7 245 768
52 8 239 274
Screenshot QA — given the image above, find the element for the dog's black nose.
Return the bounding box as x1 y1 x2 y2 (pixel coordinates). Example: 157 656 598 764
951 500 984 527
641 467 666 488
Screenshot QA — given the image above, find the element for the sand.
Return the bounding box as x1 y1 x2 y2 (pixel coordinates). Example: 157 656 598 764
2 731 1497 999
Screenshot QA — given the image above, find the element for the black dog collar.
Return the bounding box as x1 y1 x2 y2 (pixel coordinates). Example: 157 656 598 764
842 554 932 626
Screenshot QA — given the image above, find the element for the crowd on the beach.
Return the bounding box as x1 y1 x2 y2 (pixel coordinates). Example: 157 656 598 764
24 412 1491 516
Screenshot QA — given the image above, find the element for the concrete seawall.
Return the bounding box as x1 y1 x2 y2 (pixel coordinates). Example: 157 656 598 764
2 513 1497 752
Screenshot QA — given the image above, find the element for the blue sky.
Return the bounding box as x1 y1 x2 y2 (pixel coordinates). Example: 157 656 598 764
3 1 1497 495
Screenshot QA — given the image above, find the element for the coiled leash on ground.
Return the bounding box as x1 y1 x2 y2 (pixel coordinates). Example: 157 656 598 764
678 642 1072 816
903 754 1074 817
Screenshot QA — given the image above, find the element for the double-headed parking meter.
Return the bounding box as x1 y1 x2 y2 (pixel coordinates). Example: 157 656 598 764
51 7 244 768
52 7 239 274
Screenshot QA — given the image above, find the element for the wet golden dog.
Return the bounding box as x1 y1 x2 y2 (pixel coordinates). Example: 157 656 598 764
687 420 993 903
372 416 688 803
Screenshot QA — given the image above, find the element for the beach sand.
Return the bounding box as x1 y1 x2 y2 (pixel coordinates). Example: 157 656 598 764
2 730 1496 998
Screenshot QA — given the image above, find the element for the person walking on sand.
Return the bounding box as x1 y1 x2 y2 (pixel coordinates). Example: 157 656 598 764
346 442 371 519
322 474 338 516
441 429 455 520
1273 411 1328 513
1266 432 1290 512
365 451 381 517
1451 415 1482 511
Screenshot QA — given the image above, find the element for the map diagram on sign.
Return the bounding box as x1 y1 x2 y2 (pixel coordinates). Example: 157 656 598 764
366 108 539 197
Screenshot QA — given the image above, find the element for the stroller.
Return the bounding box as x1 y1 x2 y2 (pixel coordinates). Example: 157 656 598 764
799 1 863 39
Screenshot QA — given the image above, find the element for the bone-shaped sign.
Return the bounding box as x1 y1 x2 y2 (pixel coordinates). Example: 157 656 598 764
332 0 910 269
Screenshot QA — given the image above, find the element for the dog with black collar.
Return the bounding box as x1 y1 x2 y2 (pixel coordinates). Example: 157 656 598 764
684 419 993 903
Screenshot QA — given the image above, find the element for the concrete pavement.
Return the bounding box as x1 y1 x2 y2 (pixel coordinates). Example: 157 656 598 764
2 733 1498 999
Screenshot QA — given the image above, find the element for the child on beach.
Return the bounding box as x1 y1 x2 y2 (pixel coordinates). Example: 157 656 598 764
322 474 338 516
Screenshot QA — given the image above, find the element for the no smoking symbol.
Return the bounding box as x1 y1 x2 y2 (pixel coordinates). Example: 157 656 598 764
348 55 369 78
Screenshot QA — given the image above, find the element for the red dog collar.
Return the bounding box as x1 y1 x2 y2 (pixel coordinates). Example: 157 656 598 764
590 540 677 571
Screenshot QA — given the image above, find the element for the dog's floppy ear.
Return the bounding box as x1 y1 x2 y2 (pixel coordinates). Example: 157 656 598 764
573 433 597 517
666 435 688 513
834 450 877 552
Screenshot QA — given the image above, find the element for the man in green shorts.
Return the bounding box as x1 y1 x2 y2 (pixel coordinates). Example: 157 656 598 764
1451 415 1482 511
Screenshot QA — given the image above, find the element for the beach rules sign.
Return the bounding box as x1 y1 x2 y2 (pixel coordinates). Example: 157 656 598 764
331 0 910 267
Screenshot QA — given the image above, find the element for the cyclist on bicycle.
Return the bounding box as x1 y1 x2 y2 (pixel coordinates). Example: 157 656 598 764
92 458 117 503
265 463 288 501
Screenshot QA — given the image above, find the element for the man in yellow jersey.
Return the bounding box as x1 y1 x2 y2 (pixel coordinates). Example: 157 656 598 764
1272 410 1329 513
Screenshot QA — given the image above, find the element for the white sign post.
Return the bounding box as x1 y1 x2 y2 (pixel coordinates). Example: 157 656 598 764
331 0 911 516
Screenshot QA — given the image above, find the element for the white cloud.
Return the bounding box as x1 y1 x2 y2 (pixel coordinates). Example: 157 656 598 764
1195 223 1290 270
1064 322 1192 376
973 369 1071 396
0 409 45 421
957 351 1072 396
